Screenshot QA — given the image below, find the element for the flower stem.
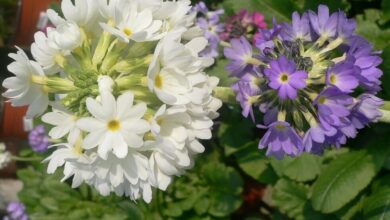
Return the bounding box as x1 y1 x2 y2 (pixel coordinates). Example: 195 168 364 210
213 86 236 104
11 156 42 162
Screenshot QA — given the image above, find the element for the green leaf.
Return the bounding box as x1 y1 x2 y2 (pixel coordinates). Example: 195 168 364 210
194 197 210 215
218 107 256 157
208 193 242 217
282 153 322 182
222 0 297 23
311 150 378 213
207 59 237 87
356 10 390 49
235 142 278 184
364 187 390 220
272 179 309 219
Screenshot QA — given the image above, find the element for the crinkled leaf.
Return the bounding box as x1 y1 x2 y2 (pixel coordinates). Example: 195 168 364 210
282 153 322 182
272 179 309 219
356 9 390 49
209 193 243 217
311 150 379 213
363 188 390 220
235 141 278 184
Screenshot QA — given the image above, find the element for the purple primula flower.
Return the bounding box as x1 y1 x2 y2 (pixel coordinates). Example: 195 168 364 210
308 5 338 39
28 125 50 153
315 87 353 129
224 36 259 77
336 11 356 40
193 2 224 58
264 56 307 100
4 202 28 220
350 94 384 128
326 61 360 93
255 19 282 51
281 12 312 42
235 82 259 121
348 36 383 93
225 5 384 158
259 121 303 159
303 124 337 154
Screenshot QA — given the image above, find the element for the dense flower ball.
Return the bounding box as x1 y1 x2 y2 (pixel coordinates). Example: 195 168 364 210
225 5 383 159
3 0 221 203
28 125 50 153
3 202 28 220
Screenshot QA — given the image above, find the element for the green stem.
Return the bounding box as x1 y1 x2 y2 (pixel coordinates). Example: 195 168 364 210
11 156 42 162
213 86 236 104
379 102 390 123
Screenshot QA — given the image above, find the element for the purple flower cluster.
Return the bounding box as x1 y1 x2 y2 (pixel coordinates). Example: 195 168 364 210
224 5 384 159
3 202 28 220
28 125 50 153
193 2 225 58
220 9 267 44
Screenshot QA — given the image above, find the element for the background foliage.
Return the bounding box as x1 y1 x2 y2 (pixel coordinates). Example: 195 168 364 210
10 0 390 219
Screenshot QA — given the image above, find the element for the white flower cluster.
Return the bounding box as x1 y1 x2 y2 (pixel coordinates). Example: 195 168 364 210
0 143 11 170
2 0 221 203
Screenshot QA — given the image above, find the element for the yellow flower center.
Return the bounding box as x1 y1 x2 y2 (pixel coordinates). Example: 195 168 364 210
318 96 327 104
123 28 133 37
107 119 121 131
329 73 337 84
155 74 163 89
275 124 286 130
280 73 289 83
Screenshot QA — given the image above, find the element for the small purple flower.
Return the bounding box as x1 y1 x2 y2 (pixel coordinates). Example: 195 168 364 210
336 11 356 40
255 19 282 51
4 202 28 220
347 37 383 93
259 121 303 159
308 5 338 39
281 12 312 42
225 36 259 77
326 61 360 93
28 125 50 153
315 87 353 130
235 82 259 121
350 94 384 128
264 56 307 100
303 124 337 154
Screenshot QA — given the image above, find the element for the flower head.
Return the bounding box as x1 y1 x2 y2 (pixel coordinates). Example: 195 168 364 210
28 125 50 153
193 2 225 58
220 9 267 43
4 202 28 220
225 5 383 158
2 0 221 203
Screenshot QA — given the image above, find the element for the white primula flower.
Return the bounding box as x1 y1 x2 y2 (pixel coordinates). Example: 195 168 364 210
77 92 150 159
148 37 211 105
44 139 95 188
31 31 61 75
47 22 82 52
0 143 11 170
42 107 80 143
47 0 101 34
2 48 49 119
100 1 162 42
